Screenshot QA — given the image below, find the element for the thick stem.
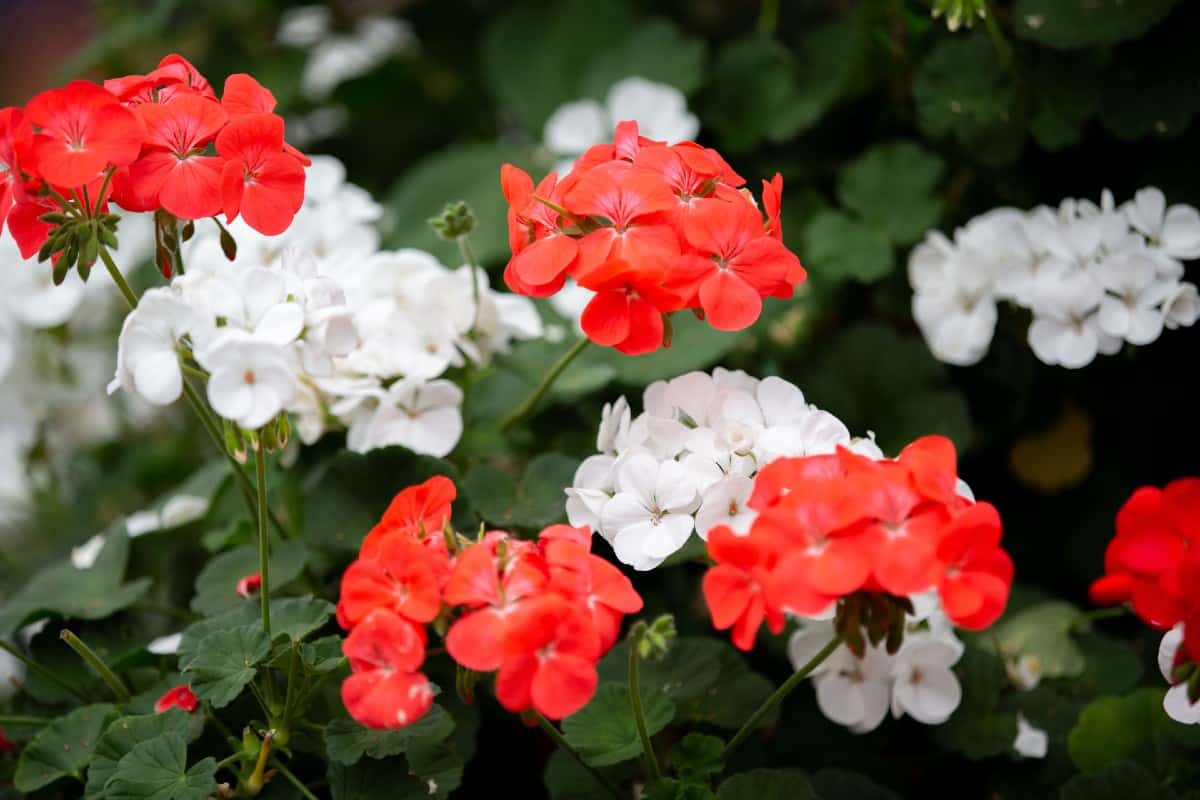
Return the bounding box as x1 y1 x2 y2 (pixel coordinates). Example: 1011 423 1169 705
0 640 91 703
721 634 842 761
535 713 623 799
254 436 272 639
628 635 662 780
499 337 590 432
98 247 138 309
0 714 48 726
60 629 131 703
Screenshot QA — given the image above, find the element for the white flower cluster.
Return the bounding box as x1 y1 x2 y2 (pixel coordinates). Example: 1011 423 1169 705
910 188 1200 368
788 599 966 734
111 156 542 458
541 76 701 326
1 220 154 527
1159 625 1200 725
565 368 867 571
277 5 416 101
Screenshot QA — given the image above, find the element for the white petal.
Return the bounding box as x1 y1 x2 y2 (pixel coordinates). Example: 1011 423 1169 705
71 534 106 570
147 632 182 655
1013 715 1050 758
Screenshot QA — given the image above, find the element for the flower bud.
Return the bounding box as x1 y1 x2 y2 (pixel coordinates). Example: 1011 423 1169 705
637 614 677 661
429 201 476 240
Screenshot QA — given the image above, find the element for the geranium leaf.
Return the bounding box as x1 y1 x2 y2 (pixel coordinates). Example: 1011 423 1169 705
183 624 270 708
562 684 674 767
15 704 119 793
104 734 216 800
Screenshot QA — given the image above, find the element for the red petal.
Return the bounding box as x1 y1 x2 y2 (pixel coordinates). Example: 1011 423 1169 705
532 654 597 719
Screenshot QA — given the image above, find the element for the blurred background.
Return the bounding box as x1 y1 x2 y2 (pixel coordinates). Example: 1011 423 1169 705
1 1 1199 794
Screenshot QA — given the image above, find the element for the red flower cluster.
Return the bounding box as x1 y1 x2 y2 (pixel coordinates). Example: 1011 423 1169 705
703 436 1014 650
0 53 307 258
154 684 199 714
1090 479 1200 670
500 120 805 355
336 477 642 729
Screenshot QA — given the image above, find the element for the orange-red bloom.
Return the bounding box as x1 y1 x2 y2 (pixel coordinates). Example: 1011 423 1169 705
154 684 199 713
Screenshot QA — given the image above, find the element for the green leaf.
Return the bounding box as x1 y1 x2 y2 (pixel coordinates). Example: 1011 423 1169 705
189 539 307 616
811 768 901 800
774 10 869 137
1067 633 1144 697
562 684 675 766
670 733 725 782
931 646 1016 759
129 461 226 537
406 735 466 798
15 704 119 792
994 600 1087 679
580 19 706 98
328 758 429 800
1013 0 1178 49
678 640 778 730
646 779 718 800
463 453 578 529
1098 22 1200 141
802 210 894 284
544 750 636 800
104 734 216 800
86 710 201 799
913 34 1024 165
597 638 722 706
1067 689 1175 774
799 322 972 455
183 624 270 708
1058 761 1179 800
267 596 335 643
836 141 945 246
705 33 805 153
0 527 152 635
325 706 456 765
382 141 537 266
481 0 635 132
716 769 817 800
1027 53 1101 150
301 635 347 673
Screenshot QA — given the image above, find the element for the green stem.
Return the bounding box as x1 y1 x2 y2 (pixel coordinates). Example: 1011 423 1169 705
254 436 272 640
498 337 590 432
0 640 91 703
0 714 49 726
535 713 623 799
281 643 300 724
983 2 1012 70
60 629 131 703
270 758 320 800
722 634 842 761
98 247 138 309
131 601 201 623
215 752 243 771
457 234 482 333
758 0 779 34
181 379 258 523
1072 605 1126 633
628 634 661 779
94 168 115 216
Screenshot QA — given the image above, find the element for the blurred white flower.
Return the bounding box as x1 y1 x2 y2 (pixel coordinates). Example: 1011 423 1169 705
1013 713 1049 758
0 642 24 703
889 635 963 725
1126 188 1200 260
346 379 463 457
278 6 416 101
1159 625 1200 725
71 534 105 570
147 632 182 655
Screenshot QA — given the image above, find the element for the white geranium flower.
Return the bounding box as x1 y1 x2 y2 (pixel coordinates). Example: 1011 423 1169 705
147 632 182 655
1013 713 1050 758
1126 187 1200 260
199 333 297 429
0 641 25 702
889 635 963 725
1095 252 1175 345
601 452 699 570
694 475 754 538
565 454 618 532
814 643 893 734
1164 282 1200 330
347 379 463 457
110 289 202 406
1159 625 1200 725
1027 271 1106 368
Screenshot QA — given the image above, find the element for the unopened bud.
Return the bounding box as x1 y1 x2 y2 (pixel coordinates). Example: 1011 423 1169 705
98 225 119 250
661 313 674 349
181 220 196 241
219 226 238 261
429 201 476 240
637 614 677 661
53 250 73 285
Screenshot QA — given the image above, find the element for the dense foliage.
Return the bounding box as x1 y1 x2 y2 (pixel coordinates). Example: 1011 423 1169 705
2 1 1200 799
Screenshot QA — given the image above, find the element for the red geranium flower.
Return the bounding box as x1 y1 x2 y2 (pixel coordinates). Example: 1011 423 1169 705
236 572 262 598
126 94 227 219
22 81 142 188
216 112 305 235
341 608 434 729
495 594 601 719
337 536 442 629
154 684 199 713
935 502 1013 630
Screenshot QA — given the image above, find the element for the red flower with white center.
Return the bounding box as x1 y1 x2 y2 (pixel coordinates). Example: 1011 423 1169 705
21 81 142 188
216 112 305 235
501 166 578 297
337 536 442 629
341 609 434 729
236 572 262 598
495 594 602 719
681 196 804 330
154 685 199 713
125 94 227 219
703 523 792 651
935 502 1013 630
539 524 643 650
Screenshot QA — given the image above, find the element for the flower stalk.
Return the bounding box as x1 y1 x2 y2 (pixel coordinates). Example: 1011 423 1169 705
627 622 662 780
499 337 590 431
535 713 623 799
59 629 131 703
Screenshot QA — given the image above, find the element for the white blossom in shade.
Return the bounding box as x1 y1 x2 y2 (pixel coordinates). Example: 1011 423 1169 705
199 333 297 430
126 493 210 538
71 534 105 570
1126 188 1200 260
548 279 595 326
910 188 1200 368
543 77 699 173
1013 713 1050 758
147 632 182 655
600 452 699 571
815 642 894 734
0 641 24 702
110 289 203 406
1164 282 1200 329
694 475 755 538
565 455 617 533
346 379 463 457
889 635 963 725
1005 654 1043 691
278 5 415 100
597 397 635 455
1159 625 1200 725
